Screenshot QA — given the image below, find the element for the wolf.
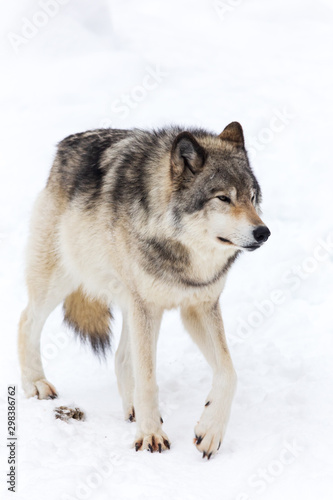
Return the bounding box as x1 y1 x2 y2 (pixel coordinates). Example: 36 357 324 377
18 122 270 458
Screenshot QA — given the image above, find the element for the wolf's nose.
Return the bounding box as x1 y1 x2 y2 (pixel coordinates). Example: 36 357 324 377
253 226 271 244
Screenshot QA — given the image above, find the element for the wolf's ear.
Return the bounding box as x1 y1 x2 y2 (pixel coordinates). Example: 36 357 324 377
219 122 244 148
171 132 206 178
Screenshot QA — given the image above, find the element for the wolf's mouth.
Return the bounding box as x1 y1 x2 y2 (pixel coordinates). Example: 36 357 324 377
217 237 233 245
218 238 261 252
243 244 261 251
217 236 233 245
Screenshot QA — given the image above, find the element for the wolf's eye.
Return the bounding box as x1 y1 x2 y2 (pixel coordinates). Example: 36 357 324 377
251 195 256 204
218 195 231 204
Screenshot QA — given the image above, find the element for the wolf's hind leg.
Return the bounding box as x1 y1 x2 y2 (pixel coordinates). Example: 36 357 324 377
18 282 70 399
18 187 74 398
115 313 135 421
181 302 237 458
19 304 57 399
18 268 74 399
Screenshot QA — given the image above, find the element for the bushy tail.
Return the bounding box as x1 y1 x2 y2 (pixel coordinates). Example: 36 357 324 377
63 287 112 357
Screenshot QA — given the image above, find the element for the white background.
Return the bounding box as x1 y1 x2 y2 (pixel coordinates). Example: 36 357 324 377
0 1 333 499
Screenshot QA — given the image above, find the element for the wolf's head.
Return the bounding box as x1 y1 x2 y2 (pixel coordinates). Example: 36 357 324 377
170 122 270 252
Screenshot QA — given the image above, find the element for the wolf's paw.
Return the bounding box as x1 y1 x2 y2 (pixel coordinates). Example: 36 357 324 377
125 406 136 422
24 379 58 400
194 403 226 459
133 430 171 453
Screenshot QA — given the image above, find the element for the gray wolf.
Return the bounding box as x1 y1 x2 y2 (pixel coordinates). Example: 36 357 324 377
18 122 270 458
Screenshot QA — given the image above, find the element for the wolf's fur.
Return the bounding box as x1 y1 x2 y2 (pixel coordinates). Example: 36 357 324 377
63 288 112 355
18 123 270 457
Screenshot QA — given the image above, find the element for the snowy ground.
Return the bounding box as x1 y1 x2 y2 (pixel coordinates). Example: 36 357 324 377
1 0 333 499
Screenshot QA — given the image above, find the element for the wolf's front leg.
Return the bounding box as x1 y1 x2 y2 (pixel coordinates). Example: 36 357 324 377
181 301 237 459
128 296 170 452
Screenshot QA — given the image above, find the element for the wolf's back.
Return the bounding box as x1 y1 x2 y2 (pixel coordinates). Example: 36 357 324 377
47 128 130 207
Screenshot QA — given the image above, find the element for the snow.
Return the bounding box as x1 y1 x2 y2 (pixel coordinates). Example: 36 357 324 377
1 0 333 499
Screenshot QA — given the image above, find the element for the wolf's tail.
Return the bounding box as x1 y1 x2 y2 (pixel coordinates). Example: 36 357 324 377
63 288 112 356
